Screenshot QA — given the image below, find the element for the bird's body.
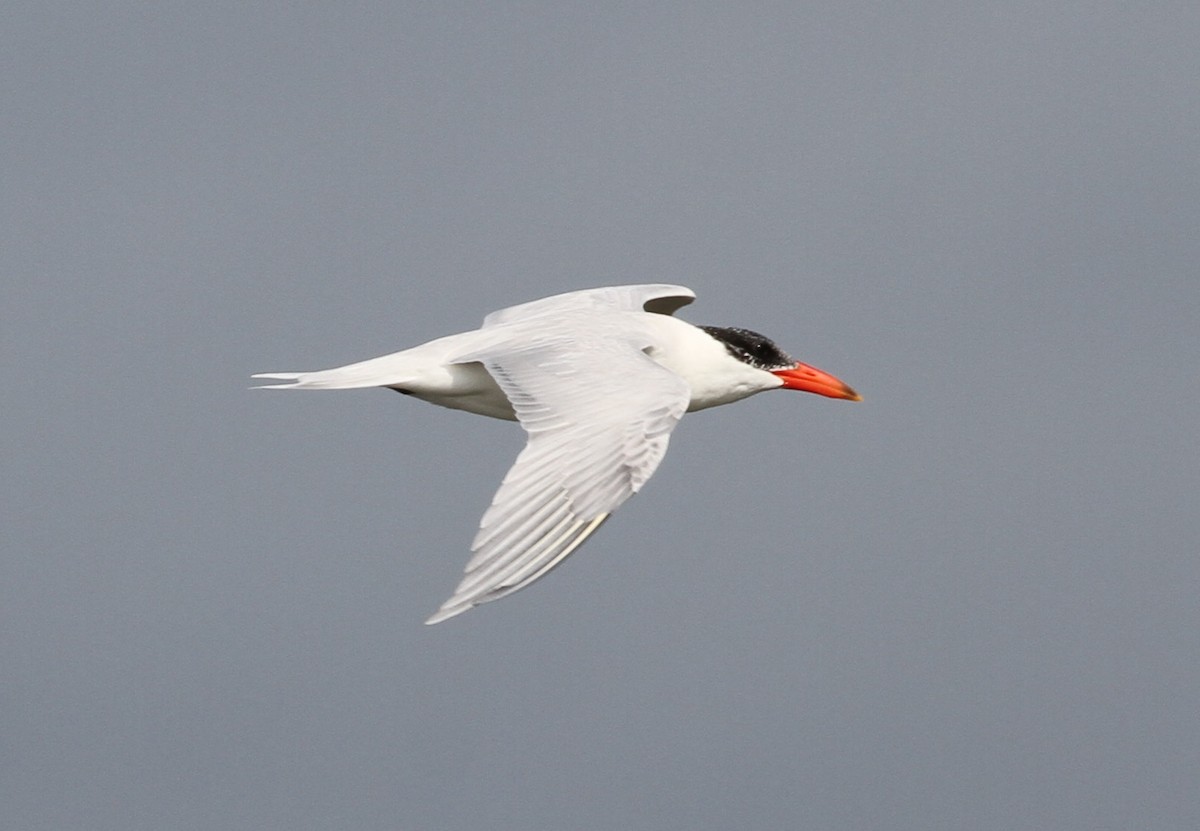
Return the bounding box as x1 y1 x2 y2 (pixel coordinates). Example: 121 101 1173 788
254 285 859 623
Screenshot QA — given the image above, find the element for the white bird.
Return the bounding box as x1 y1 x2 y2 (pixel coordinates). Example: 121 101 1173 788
254 285 860 623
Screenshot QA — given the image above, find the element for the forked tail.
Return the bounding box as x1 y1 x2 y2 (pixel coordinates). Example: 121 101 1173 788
250 372 310 389
250 368 406 390
251 346 429 390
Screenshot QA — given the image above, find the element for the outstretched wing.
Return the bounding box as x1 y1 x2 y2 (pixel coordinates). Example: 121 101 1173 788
425 326 690 623
481 284 695 328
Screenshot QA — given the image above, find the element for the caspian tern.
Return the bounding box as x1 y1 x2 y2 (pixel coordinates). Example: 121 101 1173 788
254 284 859 623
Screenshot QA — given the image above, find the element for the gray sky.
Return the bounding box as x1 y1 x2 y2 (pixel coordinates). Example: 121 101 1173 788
5 3 1199 829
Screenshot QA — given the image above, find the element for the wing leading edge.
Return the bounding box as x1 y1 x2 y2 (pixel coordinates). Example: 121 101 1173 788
426 323 691 623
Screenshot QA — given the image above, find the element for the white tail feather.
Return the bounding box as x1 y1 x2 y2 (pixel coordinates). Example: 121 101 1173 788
251 352 428 390
251 370 399 390
250 372 306 389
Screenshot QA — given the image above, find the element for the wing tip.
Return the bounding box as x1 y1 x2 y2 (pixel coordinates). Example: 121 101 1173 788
424 602 472 625
425 512 614 625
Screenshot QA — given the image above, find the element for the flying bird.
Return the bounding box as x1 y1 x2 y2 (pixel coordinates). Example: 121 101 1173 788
254 285 860 623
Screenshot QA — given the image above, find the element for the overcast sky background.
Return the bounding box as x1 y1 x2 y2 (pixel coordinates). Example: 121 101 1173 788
4 3 1199 829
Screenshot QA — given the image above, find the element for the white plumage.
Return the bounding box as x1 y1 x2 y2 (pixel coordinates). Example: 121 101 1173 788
254 285 859 623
